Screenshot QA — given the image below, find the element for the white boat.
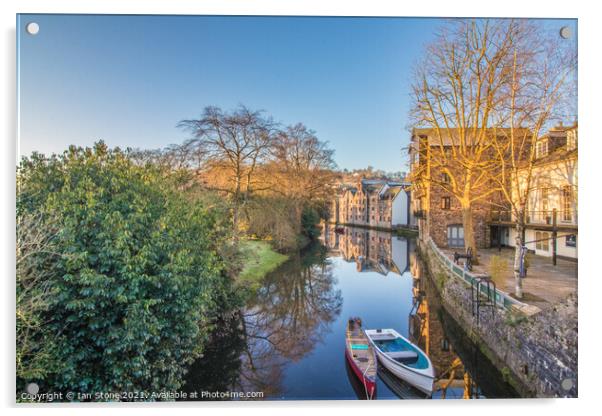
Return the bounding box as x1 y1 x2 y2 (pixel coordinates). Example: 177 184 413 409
365 328 435 396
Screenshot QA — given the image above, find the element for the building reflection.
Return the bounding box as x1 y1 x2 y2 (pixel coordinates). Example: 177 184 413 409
409 253 482 399
322 224 411 276
323 224 482 399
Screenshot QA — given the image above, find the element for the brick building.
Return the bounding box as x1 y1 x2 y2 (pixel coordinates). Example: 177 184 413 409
409 124 577 258
331 178 412 229
408 128 513 249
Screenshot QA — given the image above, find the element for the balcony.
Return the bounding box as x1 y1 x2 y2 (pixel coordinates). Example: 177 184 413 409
488 209 577 230
488 210 512 222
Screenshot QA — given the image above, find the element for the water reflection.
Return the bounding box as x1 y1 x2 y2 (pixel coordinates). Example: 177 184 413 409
181 314 245 400
323 225 411 276
183 225 518 400
409 244 517 399
236 244 343 397
344 358 372 400
409 257 481 399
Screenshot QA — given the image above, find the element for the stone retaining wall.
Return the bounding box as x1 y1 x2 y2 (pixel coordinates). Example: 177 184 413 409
419 241 578 398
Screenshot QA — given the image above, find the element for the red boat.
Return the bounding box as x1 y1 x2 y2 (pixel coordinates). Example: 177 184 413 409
345 317 377 399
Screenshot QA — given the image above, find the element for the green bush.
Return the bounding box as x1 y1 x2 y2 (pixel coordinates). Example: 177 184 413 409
17 142 237 396
301 206 321 240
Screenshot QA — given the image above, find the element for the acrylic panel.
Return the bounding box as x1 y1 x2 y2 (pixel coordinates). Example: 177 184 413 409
16 14 578 402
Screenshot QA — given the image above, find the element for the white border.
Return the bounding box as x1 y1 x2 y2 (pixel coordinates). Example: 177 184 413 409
2 1 600 416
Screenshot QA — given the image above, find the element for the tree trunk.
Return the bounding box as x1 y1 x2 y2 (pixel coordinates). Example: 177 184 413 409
513 217 525 299
293 200 304 236
232 201 240 243
461 203 478 264
231 172 243 242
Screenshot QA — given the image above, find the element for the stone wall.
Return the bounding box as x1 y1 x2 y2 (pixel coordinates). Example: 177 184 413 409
428 169 492 249
419 241 578 398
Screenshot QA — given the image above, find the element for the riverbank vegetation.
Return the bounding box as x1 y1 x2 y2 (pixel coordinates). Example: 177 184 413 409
134 106 338 252
16 105 338 398
17 143 241 396
238 240 289 285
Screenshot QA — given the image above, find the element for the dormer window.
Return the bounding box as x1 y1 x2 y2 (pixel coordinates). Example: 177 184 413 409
536 139 548 158
567 130 577 151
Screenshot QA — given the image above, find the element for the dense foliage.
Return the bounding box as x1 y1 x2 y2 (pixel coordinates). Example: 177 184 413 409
17 142 238 397
300 206 322 241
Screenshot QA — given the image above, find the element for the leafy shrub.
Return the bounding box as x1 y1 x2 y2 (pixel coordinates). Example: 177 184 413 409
301 206 321 240
17 142 237 396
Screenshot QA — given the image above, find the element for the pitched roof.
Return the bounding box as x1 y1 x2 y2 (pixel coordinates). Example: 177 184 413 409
410 127 533 147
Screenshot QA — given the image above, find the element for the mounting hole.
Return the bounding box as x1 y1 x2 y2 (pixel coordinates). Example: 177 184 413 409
559 26 571 39
561 378 574 391
26 382 39 395
26 22 40 35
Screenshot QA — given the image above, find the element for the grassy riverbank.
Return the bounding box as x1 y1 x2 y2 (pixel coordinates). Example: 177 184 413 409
239 240 289 285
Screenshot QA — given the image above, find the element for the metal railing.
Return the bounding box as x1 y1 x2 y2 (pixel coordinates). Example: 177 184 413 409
489 209 577 226
427 238 528 310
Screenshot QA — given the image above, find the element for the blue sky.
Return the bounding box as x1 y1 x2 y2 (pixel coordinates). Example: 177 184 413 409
17 15 577 172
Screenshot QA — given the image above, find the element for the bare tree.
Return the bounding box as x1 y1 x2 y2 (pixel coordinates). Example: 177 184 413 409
411 19 575 293
178 106 277 234
410 20 524 260
265 123 338 232
488 22 576 297
16 213 62 381
269 124 337 198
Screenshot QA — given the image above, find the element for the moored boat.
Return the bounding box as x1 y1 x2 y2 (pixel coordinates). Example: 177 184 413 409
365 328 435 396
345 317 377 399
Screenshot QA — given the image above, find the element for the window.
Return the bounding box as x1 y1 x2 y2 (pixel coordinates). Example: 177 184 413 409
536 140 548 158
566 234 577 247
447 225 464 247
441 172 450 183
561 185 573 222
441 197 451 210
536 231 550 251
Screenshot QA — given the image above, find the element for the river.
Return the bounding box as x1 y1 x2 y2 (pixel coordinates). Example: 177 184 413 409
182 224 519 400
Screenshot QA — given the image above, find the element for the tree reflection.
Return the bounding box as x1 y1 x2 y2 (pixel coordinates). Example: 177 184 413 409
180 314 246 400
236 243 343 397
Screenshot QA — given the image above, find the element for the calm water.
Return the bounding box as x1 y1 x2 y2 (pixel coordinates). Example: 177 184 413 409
182 225 519 400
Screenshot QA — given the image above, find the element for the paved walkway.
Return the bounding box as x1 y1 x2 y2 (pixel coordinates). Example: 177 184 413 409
441 247 577 309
